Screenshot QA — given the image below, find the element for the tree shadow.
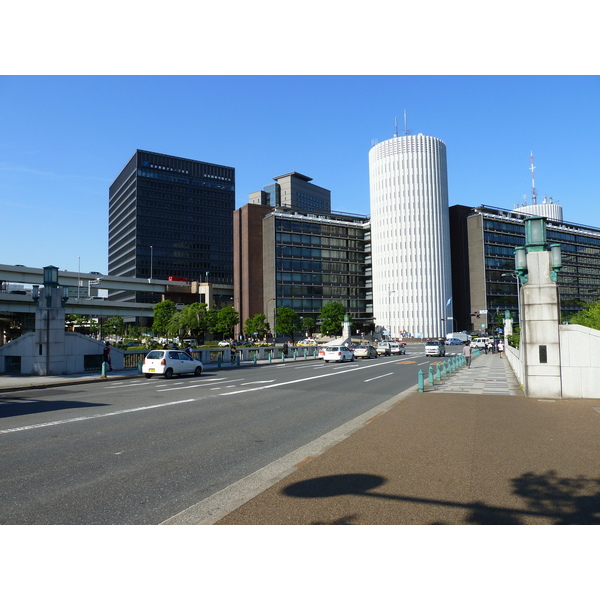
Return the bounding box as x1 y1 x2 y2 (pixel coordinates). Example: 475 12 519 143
283 471 600 524
0 398 108 419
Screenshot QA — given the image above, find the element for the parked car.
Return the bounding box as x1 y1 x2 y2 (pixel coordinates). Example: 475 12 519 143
142 349 204 379
389 341 406 355
424 339 446 357
376 342 391 356
353 344 378 359
322 346 355 363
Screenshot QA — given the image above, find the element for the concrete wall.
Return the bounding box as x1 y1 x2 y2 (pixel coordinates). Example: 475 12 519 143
505 323 600 399
559 324 600 399
505 343 524 389
0 333 124 375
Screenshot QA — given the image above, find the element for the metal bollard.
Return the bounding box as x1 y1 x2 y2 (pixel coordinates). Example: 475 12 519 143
304 349 307 360
217 354 222 369
435 364 441 381
281 352 285 362
268 351 272 364
253 353 257 365
101 362 107 378
236 354 241 367
428 365 434 386
293 349 297 361
418 369 424 392
442 361 447 378
137 359 143 374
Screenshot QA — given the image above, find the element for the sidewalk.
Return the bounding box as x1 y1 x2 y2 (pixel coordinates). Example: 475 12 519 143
424 349 523 395
211 353 600 525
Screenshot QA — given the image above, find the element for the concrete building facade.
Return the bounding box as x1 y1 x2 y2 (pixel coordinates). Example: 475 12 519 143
234 184 371 340
369 133 452 339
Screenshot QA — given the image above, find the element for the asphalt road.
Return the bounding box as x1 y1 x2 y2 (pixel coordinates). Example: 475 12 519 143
0 345 453 524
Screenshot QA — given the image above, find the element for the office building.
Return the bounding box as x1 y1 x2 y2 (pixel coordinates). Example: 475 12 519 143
108 150 235 302
449 203 600 333
234 174 371 339
249 172 331 214
369 133 452 339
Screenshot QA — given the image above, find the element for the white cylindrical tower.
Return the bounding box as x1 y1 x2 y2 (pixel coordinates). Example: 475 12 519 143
369 133 452 339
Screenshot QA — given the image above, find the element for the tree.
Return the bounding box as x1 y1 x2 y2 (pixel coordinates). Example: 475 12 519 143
214 306 240 339
319 301 347 336
152 300 177 337
244 313 270 340
274 306 299 342
102 315 125 339
299 316 316 338
570 301 600 330
176 302 209 339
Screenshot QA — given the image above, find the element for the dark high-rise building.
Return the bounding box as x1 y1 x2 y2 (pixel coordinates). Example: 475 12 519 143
108 150 235 302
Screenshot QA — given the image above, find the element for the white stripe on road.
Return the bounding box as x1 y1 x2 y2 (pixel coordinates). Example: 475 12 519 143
219 360 398 396
0 397 204 435
2 360 409 434
364 372 393 382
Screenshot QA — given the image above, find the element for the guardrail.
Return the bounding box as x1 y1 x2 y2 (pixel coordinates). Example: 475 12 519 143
121 346 320 369
417 348 480 392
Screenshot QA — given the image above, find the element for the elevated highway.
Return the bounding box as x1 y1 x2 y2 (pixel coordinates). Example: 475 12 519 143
0 263 187 318
0 264 188 294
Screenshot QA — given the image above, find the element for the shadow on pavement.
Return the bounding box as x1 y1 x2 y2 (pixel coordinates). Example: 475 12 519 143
0 398 108 419
283 471 600 524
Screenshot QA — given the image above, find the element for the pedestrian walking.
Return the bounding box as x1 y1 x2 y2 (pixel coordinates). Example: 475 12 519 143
102 341 113 371
231 344 237 363
498 340 504 358
462 341 472 368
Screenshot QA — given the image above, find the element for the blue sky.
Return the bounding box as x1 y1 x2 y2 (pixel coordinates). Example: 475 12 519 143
1 75 599 275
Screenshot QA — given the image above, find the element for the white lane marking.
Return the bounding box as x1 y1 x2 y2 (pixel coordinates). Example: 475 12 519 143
219 360 396 396
242 380 275 385
2 360 403 435
104 382 154 388
365 372 393 382
0 397 204 435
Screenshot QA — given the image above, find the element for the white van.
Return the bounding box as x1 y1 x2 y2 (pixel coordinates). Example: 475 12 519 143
470 337 490 348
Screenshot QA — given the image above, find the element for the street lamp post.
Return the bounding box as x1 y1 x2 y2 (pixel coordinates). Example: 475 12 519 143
501 272 521 327
388 289 396 340
266 297 276 342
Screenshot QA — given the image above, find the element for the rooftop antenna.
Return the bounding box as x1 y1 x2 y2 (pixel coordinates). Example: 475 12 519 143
394 117 399 138
403 109 412 136
530 151 537 204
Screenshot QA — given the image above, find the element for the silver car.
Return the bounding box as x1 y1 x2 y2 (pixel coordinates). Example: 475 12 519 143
143 350 204 379
424 340 446 357
322 346 355 363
